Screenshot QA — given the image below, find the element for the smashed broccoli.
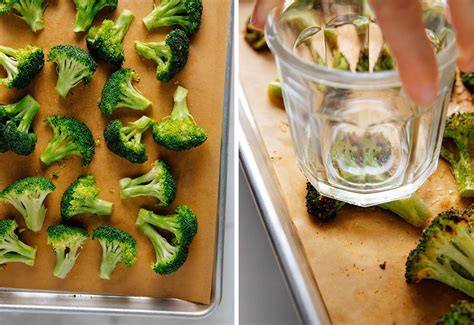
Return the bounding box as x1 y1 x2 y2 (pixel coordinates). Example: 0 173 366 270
104 115 155 164
99 68 152 116
152 85 207 151
461 72 474 93
119 160 176 206
61 175 113 219
244 16 268 51
48 45 97 98
0 219 36 266
0 176 55 232
0 44 44 89
135 29 189 83
72 0 118 33
40 115 95 166
142 0 202 37
47 224 88 279
436 300 474 325
306 182 345 222
268 77 282 98
0 0 49 32
92 226 137 280
86 8 134 64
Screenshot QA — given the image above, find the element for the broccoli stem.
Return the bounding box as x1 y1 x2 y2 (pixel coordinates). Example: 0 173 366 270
140 213 178 233
137 221 175 261
268 78 282 97
53 247 79 279
40 134 79 165
114 9 134 41
0 51 18 78
134 42 169 66
170 86 191 120
117 83 151 110
123 116 154 142
143 0 185 30
0 233 36 265
74 4 101 33
16 100 40 133
23 191 48 232
54 59 89 97
379 194 432 227
13 1 45 32
120 184 159 198
99 240 121 280
74 198 113 216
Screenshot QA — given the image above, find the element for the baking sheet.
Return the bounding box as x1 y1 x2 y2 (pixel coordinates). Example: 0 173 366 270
239 1 473 323
0 0 230 305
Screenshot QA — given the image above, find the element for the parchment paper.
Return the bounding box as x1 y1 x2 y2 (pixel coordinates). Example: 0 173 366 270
240 1 473 323
0 0 230 305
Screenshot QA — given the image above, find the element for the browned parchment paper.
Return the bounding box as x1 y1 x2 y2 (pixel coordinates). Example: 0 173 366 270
0 0 230 305
240 1 473 323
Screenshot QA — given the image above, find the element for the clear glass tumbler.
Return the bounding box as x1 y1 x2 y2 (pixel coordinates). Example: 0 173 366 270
265 0 457 206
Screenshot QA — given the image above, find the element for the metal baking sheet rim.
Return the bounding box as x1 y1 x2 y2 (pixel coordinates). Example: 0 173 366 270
0 3 234 319
238 83 332 325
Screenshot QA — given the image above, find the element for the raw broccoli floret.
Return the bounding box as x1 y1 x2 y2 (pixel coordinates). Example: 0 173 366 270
406 208 474 297
461 73 474 93
441 113 474 197
48 45 97 98
47 224 88 279
436 300 474 325
61 175 113 219
40 115 95 166
72 0 118 32
99 68 152 116
119 160 176 206
0 0 48 32
244 16 268 51
86 9 134 64
104 115 154 164
0 94 40 155
142 0 202 37
135 29 189 83
92 226 137 280
0 219 36 266
152 86 207 151
0 177 55 232
0 44 44 89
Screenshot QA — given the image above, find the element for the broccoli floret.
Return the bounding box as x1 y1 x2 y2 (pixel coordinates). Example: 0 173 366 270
48 45 97 98
0 219 36 266
72 0 118 32
0 177 55 232
268 77 282 98
92 226 137 280
135 29 189 83
0 44 44 89
0 0 48 32
61 175 113 219
86 9 134 64
441 113 474 197
142 0 202 37
99 68 152 116
40 115 95 166
436 300 474 325
104 115 154 164
461 73 474 93
244 16 268 51
152 86 207 151
119 160 176 206
47 224 88 279
306 182 345 223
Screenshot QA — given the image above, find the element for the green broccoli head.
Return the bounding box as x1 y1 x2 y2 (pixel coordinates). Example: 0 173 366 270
0 219 37 266
306 182 346 223
0 44 44 89
0 0 48 32
104 116 154 164
119 160 176 206
405 208 474 297
441 113 474 197
72 0 118 32
244 16 268 51
86 9 134 64
152 86 207 151
99 68 152 116
92 226 137 280
135 29 189 83
436 300 474 325
48 45 97 98
0 177 55 232
47 224 88 279
461 73 474 93
61 175 113 219
40 115 95 166
142 0 202 37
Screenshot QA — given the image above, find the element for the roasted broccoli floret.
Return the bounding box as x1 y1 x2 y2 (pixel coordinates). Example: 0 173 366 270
0 94 40 155
244 16 268 51
137 206 197 275
0 0 49 32
461 72 474 93
0 219 36 266
0 44 44 89
441 113 474 197
268 77 282 98
92 226 137 280
142 0 202 37
436 300 474 325
61 175 113 219
86 9 134 64
72 0 118 33
152 86 207 151
135 29 189 83
0 177 55 232
119 160 176 206
99 68 152 116
48 45 97 98
306 182 345 223
104 115 154 164
40 115 95 166
47 224 88 279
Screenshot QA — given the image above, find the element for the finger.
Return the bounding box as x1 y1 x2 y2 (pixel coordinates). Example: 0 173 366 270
448 0 474 72
250 0 282 29
370 0 439 106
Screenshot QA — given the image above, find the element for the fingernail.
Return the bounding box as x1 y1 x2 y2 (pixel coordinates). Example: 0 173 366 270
250 6 265 29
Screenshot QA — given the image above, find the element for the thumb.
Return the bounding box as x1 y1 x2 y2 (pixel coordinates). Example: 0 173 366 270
250 0 283 29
